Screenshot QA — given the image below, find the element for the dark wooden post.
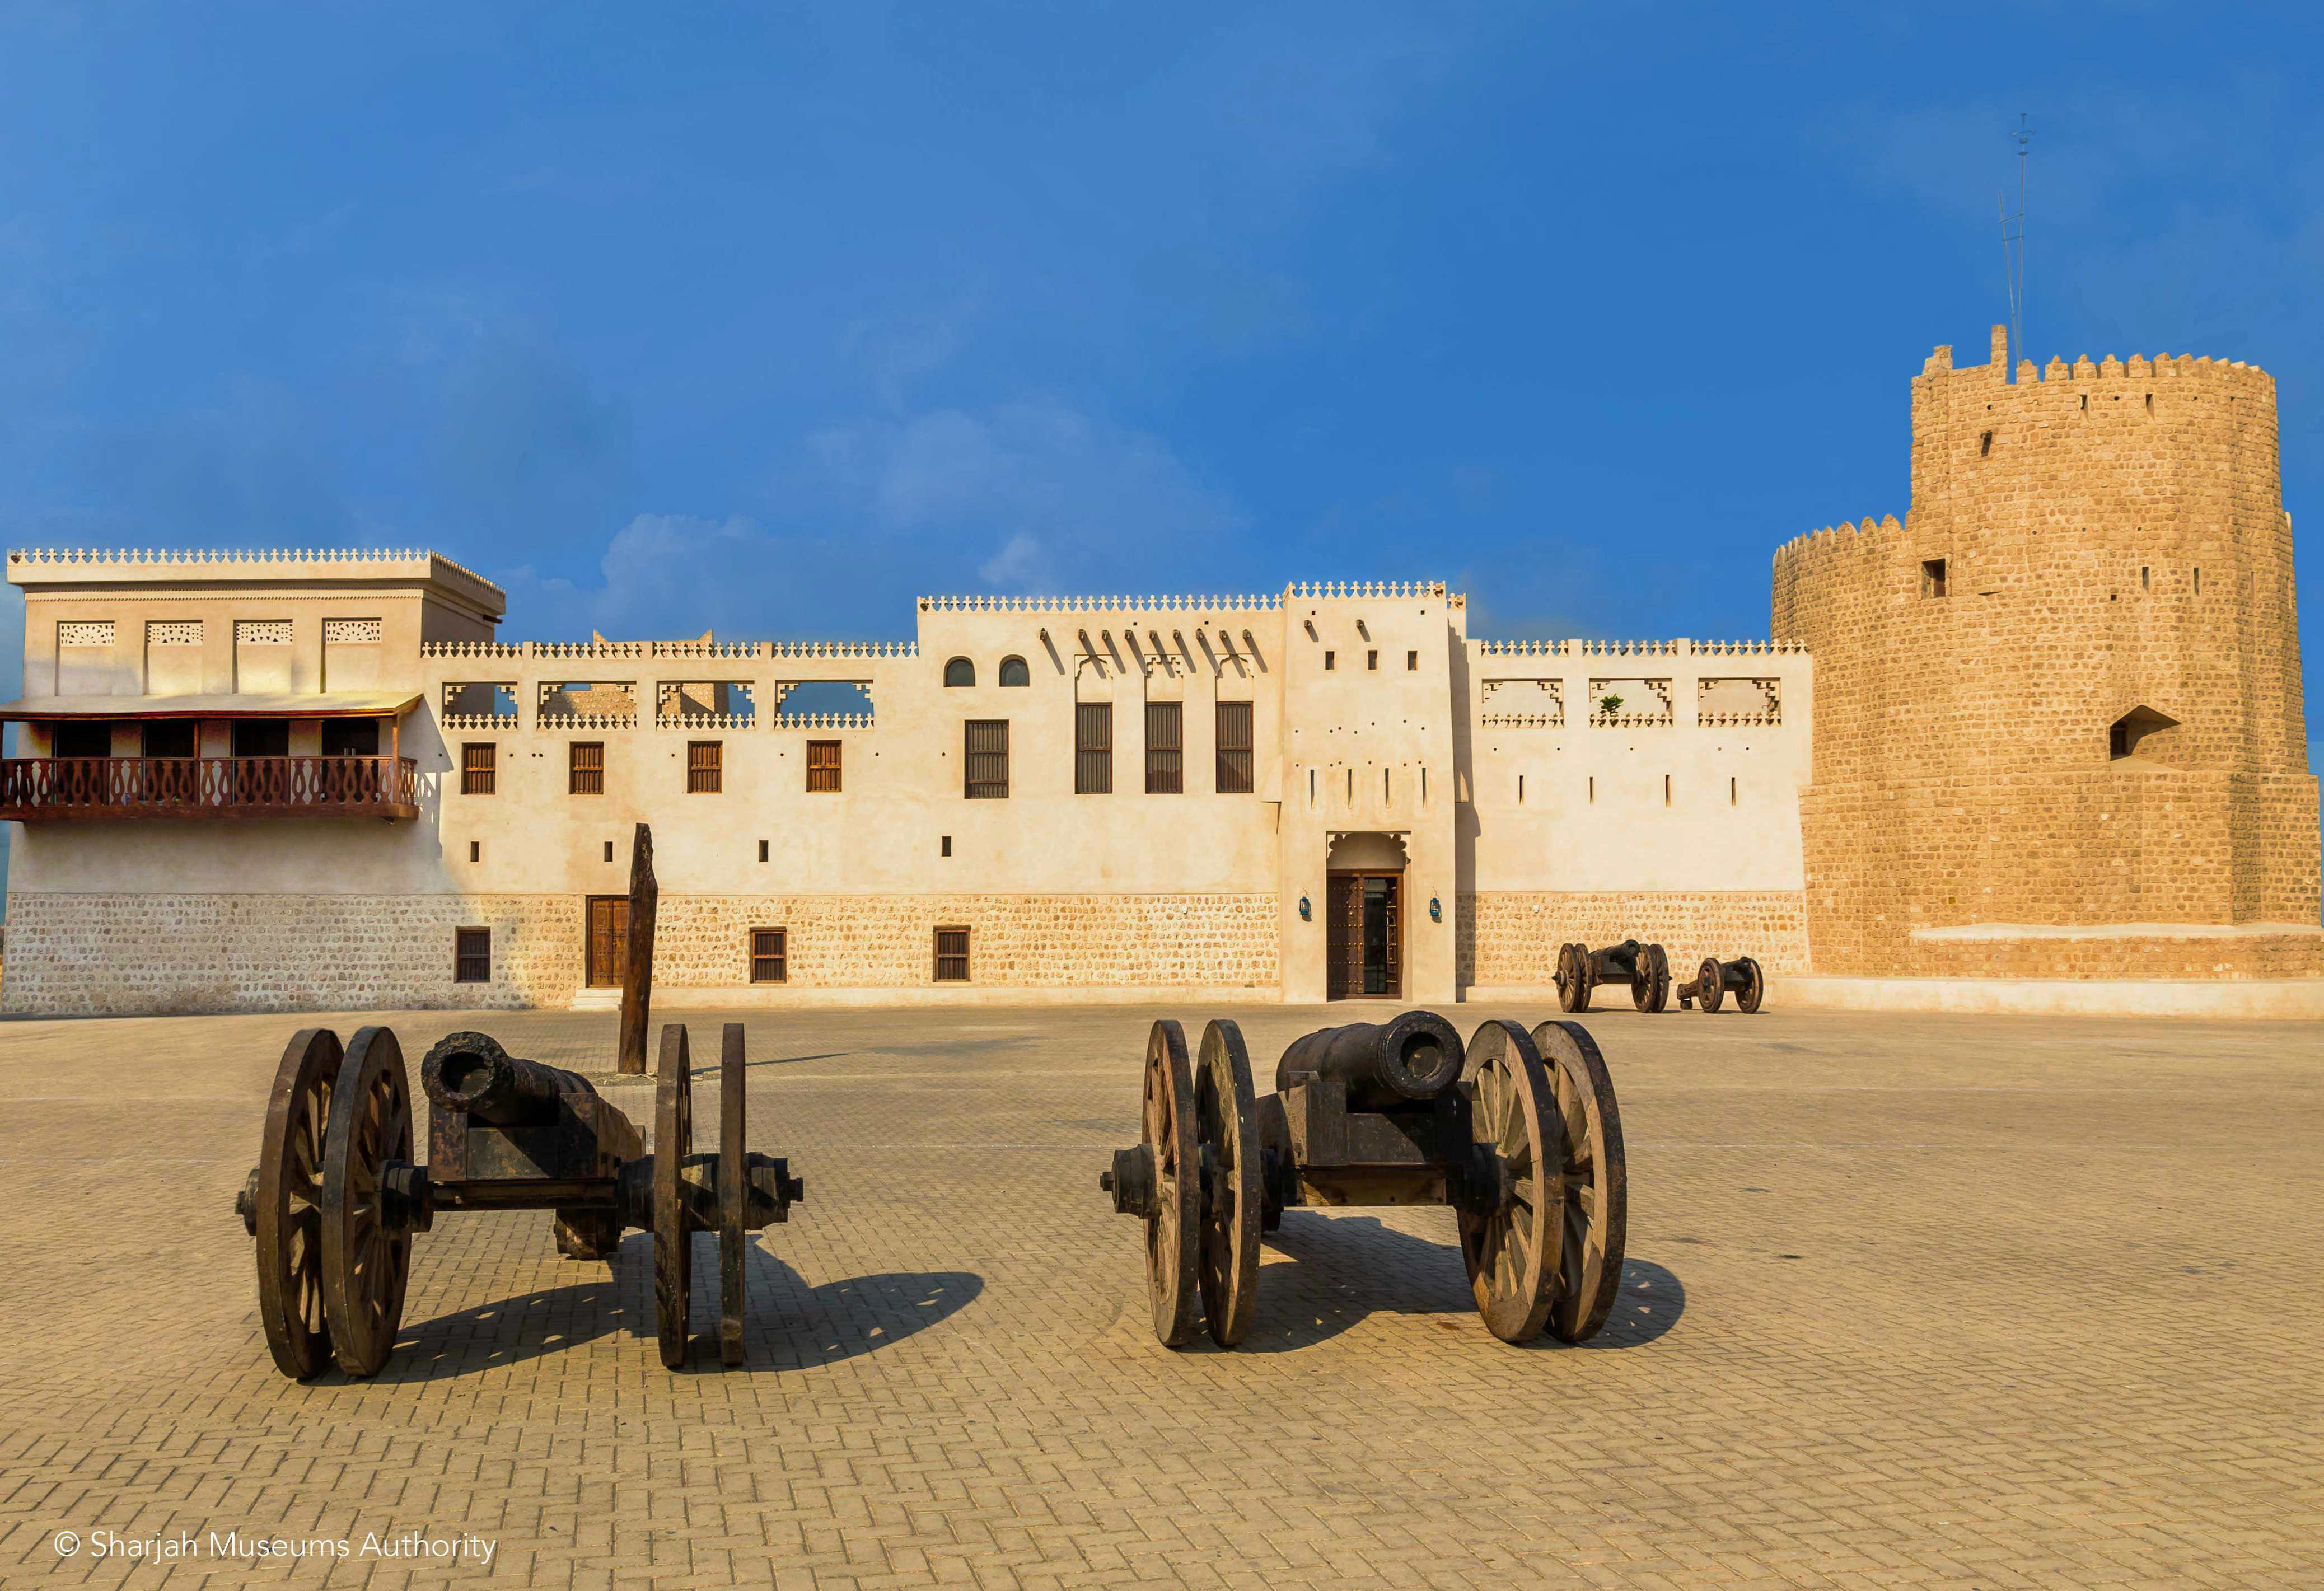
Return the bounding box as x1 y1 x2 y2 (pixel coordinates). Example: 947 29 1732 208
616 823 658 1075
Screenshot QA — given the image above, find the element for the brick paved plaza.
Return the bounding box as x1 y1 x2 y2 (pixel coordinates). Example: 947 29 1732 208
2 1003 2320 1588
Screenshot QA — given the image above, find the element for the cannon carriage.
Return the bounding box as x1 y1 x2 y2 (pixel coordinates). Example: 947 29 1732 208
1102 1011 1626 1348
231 822 803 1379
1677 954 1766 1013
1554 939 1671 1013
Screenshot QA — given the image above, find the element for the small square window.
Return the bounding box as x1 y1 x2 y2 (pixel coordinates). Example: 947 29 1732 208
934 926 970 982
603 840 614 863
759 839 769 863
1406 650 1418 671
461 742 496 795
454 927 491 984
750 928 787 984
1324 651 1336 671
1366 649 1378 670
941 835 952 857
1921 558 1948 598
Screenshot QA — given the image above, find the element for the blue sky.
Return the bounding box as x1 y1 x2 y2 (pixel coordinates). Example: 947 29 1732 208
2 1 2320 769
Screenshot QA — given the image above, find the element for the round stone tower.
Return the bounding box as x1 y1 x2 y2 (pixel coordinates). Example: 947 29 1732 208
1772 325 2320 980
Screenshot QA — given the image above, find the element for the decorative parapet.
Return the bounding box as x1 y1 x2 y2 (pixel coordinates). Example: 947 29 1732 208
655 711 755 731
1587 677 1673 728
772 711 875 730
1471 637 1808 657
9 547 504 611
1692 639 1808 656
1475 639 1561 658
1479 678 1563 727
1573 639 1678 657
920 592 1287 614
424 638 918 659
422 640 527 659
767 640 914 658
1285 580 1447 601
537 711 638 731
439 712 519 731
1697 676 1781 728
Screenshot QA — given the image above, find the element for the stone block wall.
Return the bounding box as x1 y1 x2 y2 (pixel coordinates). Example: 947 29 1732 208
1458 890 1811 985
0 891 1280 1016
1771 333 2320 977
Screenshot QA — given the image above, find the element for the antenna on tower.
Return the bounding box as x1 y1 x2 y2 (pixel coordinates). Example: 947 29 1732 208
1998 113 2032 368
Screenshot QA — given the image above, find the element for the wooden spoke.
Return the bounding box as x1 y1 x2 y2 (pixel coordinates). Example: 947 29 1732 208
1697 957 1726 1013
321 1026 414 1378
1737 956 1766 1014
1142 1021 1200 1347
1529 1019 1629 1343
718 1023 748 1368
654 1024 695 1370
252 1028 342 1381
1455 1020 1561 1344
1194 1020 1262 1347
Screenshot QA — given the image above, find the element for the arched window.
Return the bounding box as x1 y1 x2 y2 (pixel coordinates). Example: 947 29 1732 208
998 656 1030 687
943 657 976 688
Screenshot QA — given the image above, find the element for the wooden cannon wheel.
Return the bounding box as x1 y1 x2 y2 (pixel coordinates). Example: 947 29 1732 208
251 1028 343 1381
1455 1019 1561 1343
1194 1019 1261 1348
1555 943 1591 1013
718 1022 749 1368
1529 1021 1629 1342
1694 956 1725 1012
1736 956 1765 1014
320 1026 415 1378
655 1024 695 1369
1141 1019 1201 1347
1632 943 1671 1013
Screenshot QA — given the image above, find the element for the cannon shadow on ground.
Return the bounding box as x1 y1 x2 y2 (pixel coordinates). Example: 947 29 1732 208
1231 1212 1685 1354
375 1231 980 1380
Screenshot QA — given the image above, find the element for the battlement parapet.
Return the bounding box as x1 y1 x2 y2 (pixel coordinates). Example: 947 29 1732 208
1772 516 1905 565
1474 639 1561 658
919 592 1284 614
771 712 875 730
421 638 919 661
9 545 505 611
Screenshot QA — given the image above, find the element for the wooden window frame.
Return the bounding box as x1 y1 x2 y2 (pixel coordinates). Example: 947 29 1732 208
1075 701 1113 794
933 925 971 982
805 738 842 793
964 720 1009 799
460 741 497 796
454 926 492 985
569 741 605 795
1215 700 1254 793
687 740 723 794
750 927 788 984
1144 701 1183 794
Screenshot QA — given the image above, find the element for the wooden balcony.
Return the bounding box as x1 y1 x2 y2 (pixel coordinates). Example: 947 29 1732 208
0 757 420 821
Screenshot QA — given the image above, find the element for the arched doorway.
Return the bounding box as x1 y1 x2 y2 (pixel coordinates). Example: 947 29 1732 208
1326 832 1409 999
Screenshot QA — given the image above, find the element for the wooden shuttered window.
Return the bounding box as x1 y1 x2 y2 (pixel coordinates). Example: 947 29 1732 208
1215 701 1254 793
750 928 787 984
933 926 970 982
460 742 496 795
964 720 1009 799
1074 703 1112 794
569 741 605 795
1144 702 1182 793
806 739 841 792
454 927 492 984
687 741 722 794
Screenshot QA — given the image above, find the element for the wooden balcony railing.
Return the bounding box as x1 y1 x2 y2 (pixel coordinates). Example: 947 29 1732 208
0 757 420 820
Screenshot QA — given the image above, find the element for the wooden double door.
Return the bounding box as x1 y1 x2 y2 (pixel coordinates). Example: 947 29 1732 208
586 896 630 987
1326 870 1404 1000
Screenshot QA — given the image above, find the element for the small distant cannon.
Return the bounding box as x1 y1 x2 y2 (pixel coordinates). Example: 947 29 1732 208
231 823 805 1379
1102 1010 1627 1348
1554 940 1671 1013
1678 955 1765 1013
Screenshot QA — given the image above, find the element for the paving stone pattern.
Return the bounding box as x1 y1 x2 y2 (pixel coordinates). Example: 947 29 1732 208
2 1004 2320 1587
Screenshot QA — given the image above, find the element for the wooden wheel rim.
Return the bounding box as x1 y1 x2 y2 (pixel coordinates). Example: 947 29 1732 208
1455 1020 1560 1343
320 1026 413 1378
655 1024 694 1370
1528 1019 1629 1342
256 1028 342 1380
1195 1019 1261 1347
1737 957 1765 1014
1633 943 1669 1012
718 1023 748 1368
1698 957 1725 1012
1142 1020 1200 1346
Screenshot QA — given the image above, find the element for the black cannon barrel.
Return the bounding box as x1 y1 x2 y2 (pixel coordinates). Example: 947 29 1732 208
1273 1010 1465 1111
420 1031 596 1126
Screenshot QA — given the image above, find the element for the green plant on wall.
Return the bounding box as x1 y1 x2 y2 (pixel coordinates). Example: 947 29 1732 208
1598 693 1624 715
